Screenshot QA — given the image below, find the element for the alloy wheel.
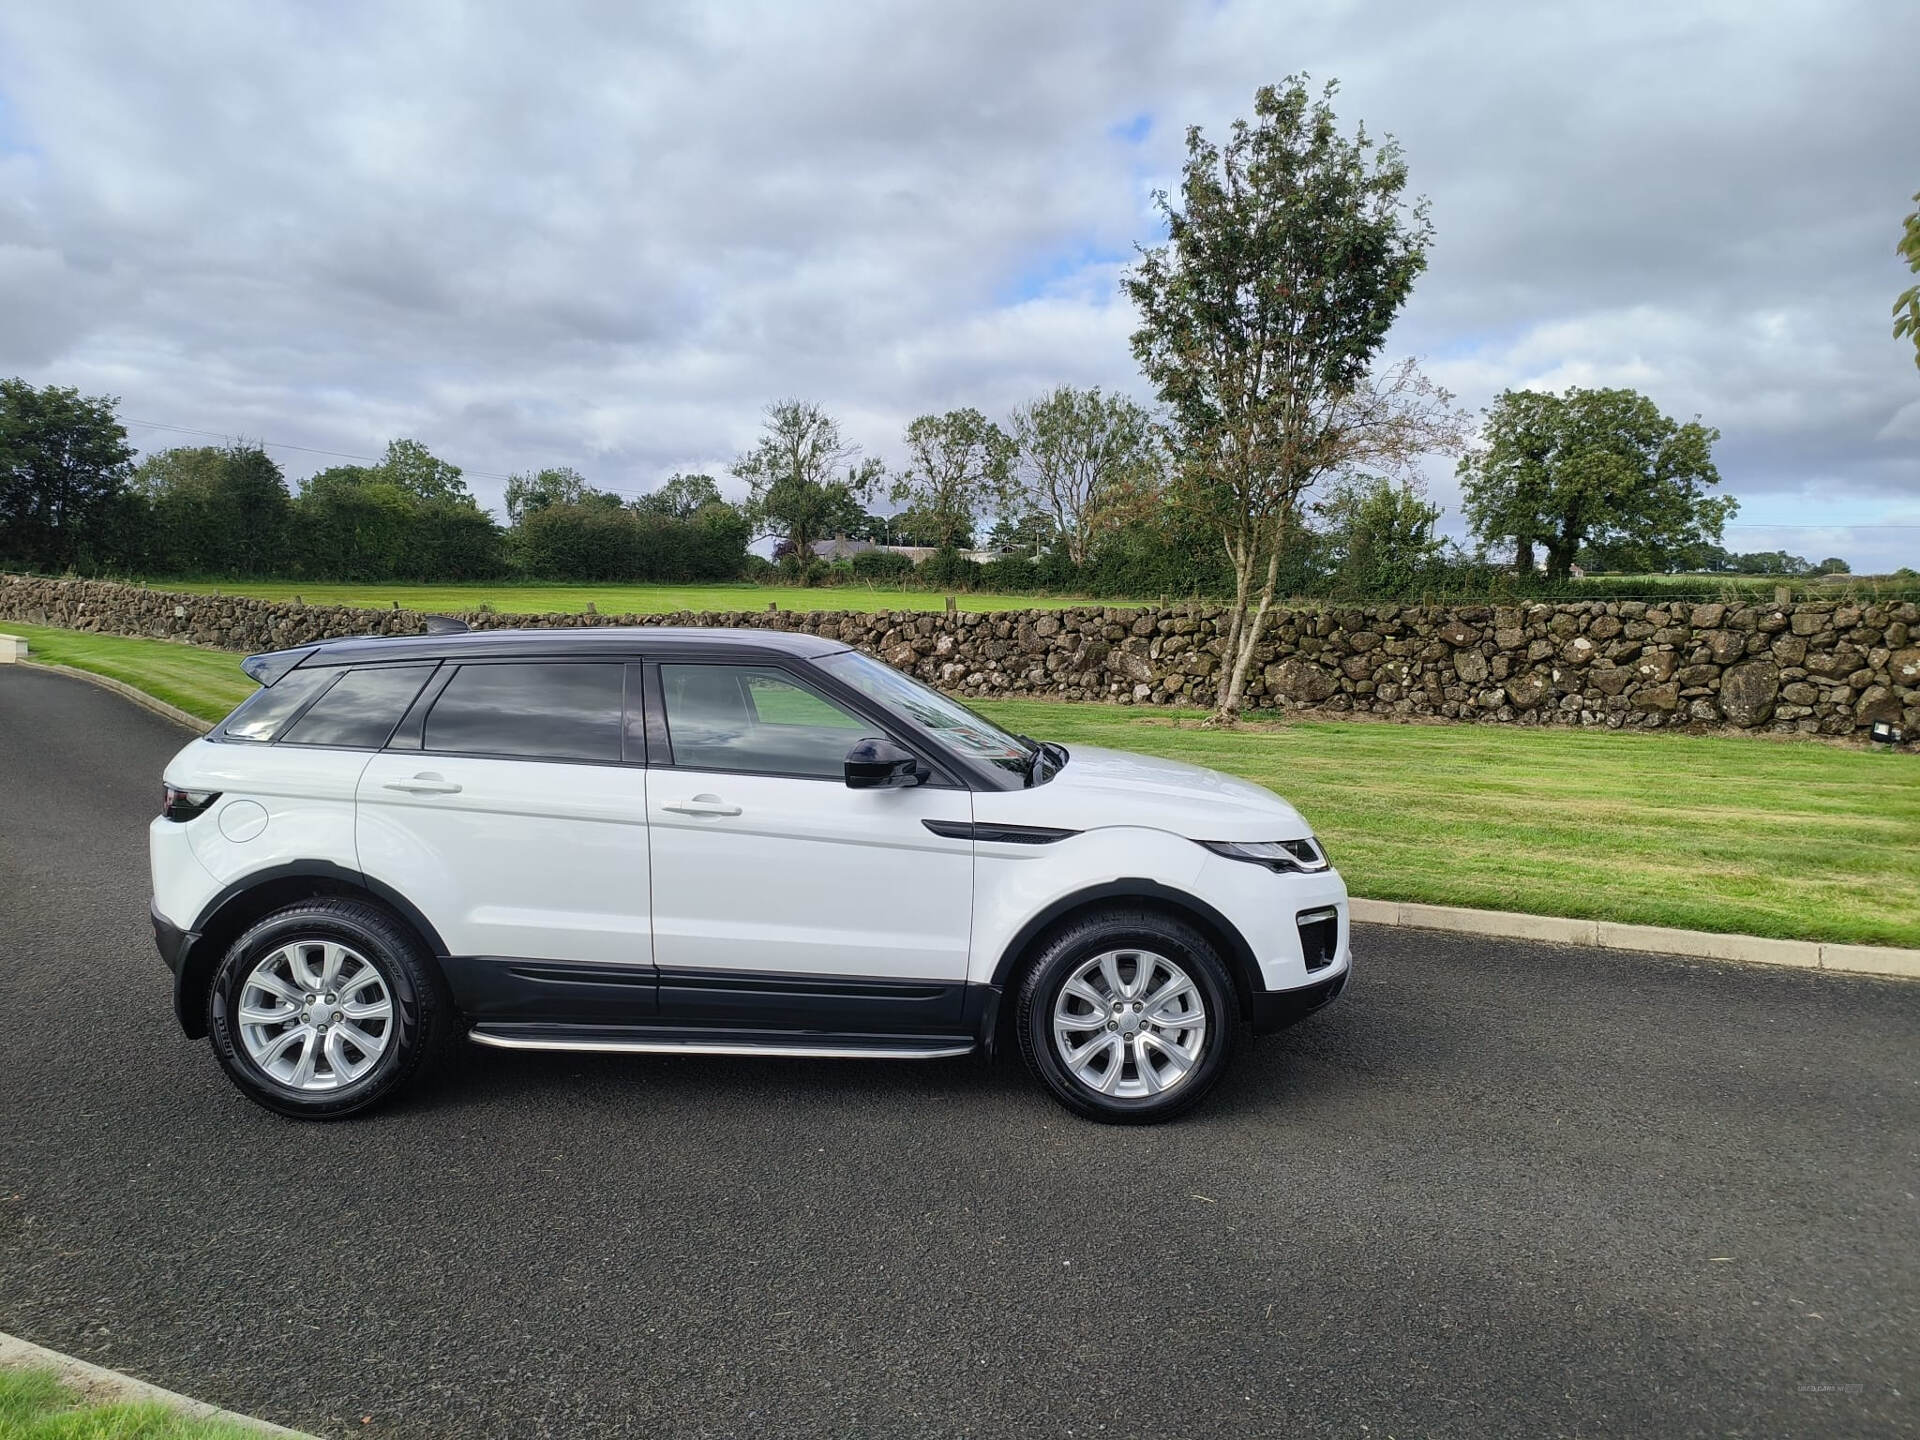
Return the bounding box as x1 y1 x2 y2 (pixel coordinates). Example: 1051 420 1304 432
1051 948 1208 1098
237 940 394 1092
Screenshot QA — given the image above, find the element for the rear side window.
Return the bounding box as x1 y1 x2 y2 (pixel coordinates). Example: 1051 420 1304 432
280 665 435 749
424 662 625 762
220 667 335 742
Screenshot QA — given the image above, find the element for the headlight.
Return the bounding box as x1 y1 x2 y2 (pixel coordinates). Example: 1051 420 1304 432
1199 837 1329 873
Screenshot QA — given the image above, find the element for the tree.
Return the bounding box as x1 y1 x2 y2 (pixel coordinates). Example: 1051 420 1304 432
988 508 1059 554
732 401 883 561
376 438 469 504
504 466 594 524
890 408 1017 553
1125 79 1463 721
132 443 291 575
1313 474 1446 597
1007 386 1162 564
1814 556 1851 575
1896 191 1920 371
1459 386 1735 579
0 378 135 572
634 472 723 520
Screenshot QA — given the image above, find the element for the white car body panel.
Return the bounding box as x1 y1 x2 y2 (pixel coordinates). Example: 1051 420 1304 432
153 737 366 925
355 752 651 966
646 771 973 981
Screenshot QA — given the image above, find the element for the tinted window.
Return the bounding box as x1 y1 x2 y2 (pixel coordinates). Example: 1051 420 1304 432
425 662 625 762
814 648 1033 775
221 667 335 742
280 665 435 749
662 664 871 779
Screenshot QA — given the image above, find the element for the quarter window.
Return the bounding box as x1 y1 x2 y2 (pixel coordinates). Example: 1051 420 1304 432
661 664 872 779
280 665 435 749
424 662 626 762
220 667 335 742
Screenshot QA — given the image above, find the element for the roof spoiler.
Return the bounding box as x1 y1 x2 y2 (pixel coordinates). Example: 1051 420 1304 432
423 615 470 635
241 646 317 686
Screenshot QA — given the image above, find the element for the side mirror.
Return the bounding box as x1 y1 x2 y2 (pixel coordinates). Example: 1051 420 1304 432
845 737 923 789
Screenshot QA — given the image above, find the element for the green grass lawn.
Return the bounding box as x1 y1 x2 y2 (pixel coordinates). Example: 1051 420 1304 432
5 623 1914 947
6 623 256 722
975 700 1920 949
0 1367 263 1439
159 579 1145 615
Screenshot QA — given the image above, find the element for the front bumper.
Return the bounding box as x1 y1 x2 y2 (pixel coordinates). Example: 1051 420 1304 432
1247 964 1350 1035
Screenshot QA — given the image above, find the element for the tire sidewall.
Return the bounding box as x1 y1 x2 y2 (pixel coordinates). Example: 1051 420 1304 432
209 905 429 1119
1019 913 1239 1123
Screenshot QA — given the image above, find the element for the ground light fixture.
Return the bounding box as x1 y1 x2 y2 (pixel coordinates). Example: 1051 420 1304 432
1868 720 1905 746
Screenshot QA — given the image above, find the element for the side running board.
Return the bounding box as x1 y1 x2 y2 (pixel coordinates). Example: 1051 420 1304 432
468 1024 975 1061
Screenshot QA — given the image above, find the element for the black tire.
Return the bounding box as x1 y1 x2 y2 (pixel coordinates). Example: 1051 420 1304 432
207 898 449 1120
1015 907 1241 1124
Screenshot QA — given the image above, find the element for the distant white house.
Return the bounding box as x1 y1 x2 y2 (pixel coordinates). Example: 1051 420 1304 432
806 533 1017 566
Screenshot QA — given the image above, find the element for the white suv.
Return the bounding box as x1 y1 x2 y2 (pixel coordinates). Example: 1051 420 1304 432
150 626 1350 1123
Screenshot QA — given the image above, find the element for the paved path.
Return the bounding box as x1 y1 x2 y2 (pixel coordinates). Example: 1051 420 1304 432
2 664 1915 1438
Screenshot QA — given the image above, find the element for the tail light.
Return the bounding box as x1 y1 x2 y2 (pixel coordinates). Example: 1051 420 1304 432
162 785 221 822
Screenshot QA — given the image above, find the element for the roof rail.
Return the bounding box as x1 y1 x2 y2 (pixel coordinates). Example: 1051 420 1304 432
423 615 470 635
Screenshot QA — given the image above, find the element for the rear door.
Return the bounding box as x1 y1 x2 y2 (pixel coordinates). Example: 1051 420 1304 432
644 660 974 1029
355 659 654 1014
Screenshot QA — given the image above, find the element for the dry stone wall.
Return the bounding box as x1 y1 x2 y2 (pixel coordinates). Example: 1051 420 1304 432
5 574 1916 738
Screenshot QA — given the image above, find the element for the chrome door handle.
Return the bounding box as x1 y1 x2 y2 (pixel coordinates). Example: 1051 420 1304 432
663 794 741 817
383 774 462 794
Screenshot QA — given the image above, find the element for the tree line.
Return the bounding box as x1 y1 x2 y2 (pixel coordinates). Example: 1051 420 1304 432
9 74 1891 725
0 368 1790 597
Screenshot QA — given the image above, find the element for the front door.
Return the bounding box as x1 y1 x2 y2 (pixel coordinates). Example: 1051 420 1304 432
645 661 973 1031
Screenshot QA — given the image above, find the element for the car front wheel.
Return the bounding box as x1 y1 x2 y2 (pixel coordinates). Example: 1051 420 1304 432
1015 908 1240 1123
207 898 446 1120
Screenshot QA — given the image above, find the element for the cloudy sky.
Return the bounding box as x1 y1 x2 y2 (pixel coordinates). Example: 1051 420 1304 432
1 0 1916 568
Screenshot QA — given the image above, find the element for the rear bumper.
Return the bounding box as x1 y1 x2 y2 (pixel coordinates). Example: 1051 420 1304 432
1247 964 1349 1035
151 898 197 977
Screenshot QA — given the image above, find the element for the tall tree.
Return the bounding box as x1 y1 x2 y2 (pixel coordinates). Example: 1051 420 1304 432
634 472 723 519
1313 474 1446 597
891 408 1017 553
1124 78 1463 722
375 438 469 504
1896 190 1920 371
1008 386 1163 565
1458 386 1734 579
132 443 291 575
504 466 593 524
0 379 135 572
732 401 882 561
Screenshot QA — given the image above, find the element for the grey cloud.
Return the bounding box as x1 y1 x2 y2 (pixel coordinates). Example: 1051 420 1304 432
0 0 1914 568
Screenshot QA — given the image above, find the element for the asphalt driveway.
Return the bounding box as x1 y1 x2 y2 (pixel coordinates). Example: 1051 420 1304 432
1 663 1915 1438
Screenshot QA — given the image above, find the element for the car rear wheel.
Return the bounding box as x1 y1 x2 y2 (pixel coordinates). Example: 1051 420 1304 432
1015 908 1240 1123
207 898 446 1120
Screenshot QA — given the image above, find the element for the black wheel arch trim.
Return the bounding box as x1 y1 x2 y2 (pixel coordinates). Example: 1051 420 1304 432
170 860 450 1039
976 879 1264 1053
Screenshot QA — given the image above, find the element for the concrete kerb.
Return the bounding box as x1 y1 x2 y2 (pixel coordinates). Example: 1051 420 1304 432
0 1331 318 1437
1350 898 1920 980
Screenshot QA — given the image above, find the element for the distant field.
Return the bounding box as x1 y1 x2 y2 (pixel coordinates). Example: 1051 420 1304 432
6 622 1914 947
160 581 1145 615
975 699 1920 949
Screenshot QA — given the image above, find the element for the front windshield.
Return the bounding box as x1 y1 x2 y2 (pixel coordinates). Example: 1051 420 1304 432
814 649 1034 776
